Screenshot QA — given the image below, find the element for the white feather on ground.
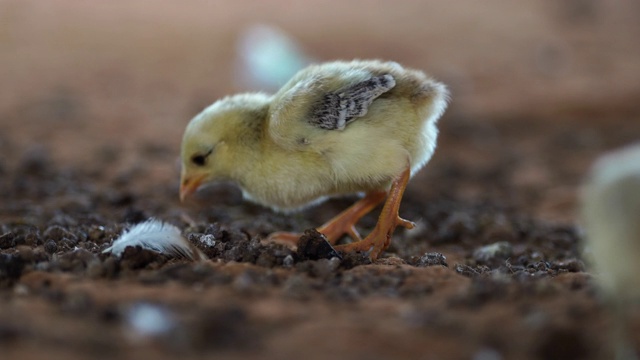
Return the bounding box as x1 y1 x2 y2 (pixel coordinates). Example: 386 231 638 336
103 219 204 261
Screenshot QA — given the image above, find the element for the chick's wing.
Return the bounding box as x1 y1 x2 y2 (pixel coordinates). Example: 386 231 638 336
268 68 396 150
310 74 395 130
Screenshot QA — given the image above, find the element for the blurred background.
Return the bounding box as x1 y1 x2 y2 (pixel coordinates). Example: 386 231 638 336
1 0 639 222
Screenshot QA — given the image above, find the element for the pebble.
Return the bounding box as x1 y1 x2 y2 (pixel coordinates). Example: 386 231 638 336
44 240 58 254
199 234 216 248
0 233 15 249
414 252 448 267
473 241 513 262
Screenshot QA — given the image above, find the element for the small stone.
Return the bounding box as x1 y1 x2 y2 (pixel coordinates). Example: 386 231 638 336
551 259 585 273
455 264 489 278
283 255 294 268
199 234 216 248
44 240 58 254
88 225 106 242
0 233 15 249
473 241 513 262
414 252 448 267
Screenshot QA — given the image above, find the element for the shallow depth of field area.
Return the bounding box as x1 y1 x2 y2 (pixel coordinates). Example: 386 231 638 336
1 1 640 359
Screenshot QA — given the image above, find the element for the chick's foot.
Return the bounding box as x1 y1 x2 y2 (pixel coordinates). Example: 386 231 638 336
335 166 414 260
266 231 302 246
335 214 414 260
266 191 386 246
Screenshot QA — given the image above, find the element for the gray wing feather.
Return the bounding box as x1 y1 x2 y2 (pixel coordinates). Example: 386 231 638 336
310 74 396 130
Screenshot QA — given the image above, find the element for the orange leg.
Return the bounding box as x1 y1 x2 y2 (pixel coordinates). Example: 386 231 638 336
267 191 386 245
335 165 415 260
317 191 386 244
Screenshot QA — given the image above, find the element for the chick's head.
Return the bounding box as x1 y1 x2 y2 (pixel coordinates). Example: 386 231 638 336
179 93 271 201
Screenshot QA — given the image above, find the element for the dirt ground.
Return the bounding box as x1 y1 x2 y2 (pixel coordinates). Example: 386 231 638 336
1 1 640 359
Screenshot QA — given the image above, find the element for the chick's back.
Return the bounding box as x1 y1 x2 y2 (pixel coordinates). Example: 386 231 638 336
266 60 449 193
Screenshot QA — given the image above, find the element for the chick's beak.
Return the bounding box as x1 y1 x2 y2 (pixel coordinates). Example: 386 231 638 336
180 174 206 202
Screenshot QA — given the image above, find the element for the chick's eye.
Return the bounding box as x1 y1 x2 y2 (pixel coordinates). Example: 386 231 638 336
191 154 207 166
190 147 214 167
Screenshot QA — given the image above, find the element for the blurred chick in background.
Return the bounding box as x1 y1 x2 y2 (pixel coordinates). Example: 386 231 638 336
235 24 312 92
582 143 640 360
180 59 449 260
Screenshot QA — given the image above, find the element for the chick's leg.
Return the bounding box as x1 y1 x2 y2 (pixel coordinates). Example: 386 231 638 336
316 190 386 244
335 165 415 260
266 191 386 245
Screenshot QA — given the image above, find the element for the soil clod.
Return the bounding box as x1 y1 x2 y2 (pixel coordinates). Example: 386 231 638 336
296 229 342 261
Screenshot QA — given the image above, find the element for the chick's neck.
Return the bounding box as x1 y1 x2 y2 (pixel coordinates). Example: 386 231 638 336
224 106 272 185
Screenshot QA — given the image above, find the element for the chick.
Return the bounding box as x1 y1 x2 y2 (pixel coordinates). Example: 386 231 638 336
180 60 449 260
581 143 640 359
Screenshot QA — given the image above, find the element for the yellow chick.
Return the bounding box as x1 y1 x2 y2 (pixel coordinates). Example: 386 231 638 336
581 143 640 359
180 59 449 259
